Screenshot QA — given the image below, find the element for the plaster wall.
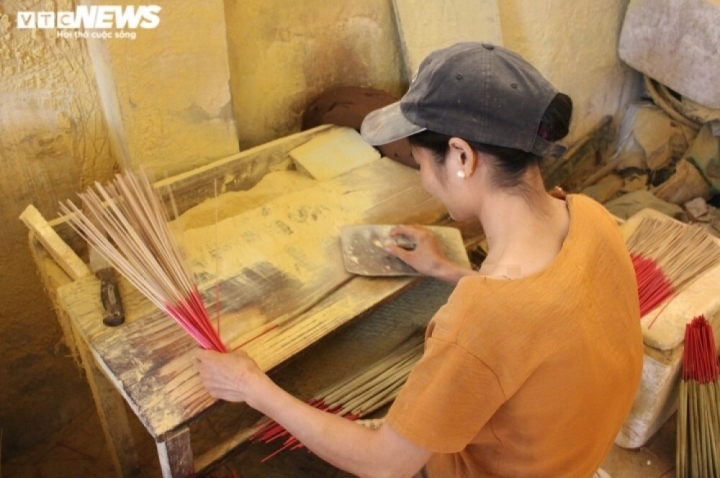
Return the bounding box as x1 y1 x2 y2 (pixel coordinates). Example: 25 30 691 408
223 0 406 150
0 0 116 455
225 0 639 151
499 0 642 144
0 0 239 457
81 0 240 177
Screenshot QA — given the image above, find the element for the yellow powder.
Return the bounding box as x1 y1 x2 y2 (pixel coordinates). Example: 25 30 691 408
172 170 316 230
169 158 433 342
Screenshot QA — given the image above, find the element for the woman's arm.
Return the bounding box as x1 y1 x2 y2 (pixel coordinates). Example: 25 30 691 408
385 225 476 285
196 348 432 478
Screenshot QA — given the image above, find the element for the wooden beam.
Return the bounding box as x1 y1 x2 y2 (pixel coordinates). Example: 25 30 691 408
19 204 90 280
70 309 142 478
157 427 194 478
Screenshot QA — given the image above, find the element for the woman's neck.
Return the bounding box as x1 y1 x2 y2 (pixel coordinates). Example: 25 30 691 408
478 175 569 279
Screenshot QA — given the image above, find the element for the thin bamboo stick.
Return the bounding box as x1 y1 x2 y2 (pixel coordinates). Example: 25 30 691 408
677 315 720 477
626 217 720 317
59 168 226 352
249 334 425 461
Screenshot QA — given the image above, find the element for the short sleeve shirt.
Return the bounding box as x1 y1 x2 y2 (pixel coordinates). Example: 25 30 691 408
386 194 644 478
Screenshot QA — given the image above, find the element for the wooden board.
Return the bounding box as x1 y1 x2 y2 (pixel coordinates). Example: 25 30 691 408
56 157 461 441
289 127 380 181
19 204 90 280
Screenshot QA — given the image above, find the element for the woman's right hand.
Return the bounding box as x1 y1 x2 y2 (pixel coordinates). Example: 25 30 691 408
384 225 476 284
383 225 451 277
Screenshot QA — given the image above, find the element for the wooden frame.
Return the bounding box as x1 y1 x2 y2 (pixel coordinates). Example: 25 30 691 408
25 125 482 477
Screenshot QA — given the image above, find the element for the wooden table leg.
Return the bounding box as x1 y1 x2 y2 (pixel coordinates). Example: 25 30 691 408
157 427 194 478
69 308 142 477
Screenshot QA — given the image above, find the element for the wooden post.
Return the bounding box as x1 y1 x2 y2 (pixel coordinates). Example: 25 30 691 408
69 310 142 478
157 427 194 478
19 205 90 280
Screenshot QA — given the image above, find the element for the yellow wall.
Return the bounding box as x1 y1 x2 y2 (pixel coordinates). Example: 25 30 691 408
83 0 239 176
500 0 640 144
0 0 117 454
0 0 639 458
224 0 405 149
225 0 639 150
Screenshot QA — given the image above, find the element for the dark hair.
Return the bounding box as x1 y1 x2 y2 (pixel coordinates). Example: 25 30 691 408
408 93 573 190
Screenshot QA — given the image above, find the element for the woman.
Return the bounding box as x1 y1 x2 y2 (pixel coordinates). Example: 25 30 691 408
196 42 644 477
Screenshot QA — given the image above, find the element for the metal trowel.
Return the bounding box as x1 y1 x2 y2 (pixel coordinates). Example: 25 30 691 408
339 225 470 276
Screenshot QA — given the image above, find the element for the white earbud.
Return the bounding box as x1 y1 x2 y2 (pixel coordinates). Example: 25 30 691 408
457 170 466 179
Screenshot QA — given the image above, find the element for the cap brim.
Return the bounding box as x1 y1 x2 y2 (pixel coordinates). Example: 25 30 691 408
360 101 426 146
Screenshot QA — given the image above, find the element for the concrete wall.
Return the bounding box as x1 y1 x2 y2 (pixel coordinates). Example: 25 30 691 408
0 0 640 458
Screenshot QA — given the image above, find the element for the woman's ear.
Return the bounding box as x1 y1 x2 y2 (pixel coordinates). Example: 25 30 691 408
448 137 478 178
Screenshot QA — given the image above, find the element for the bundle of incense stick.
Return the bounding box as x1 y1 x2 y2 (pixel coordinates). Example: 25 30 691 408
625 217 720 317
249 334 424 462
677 315 720 478
59 169 226 352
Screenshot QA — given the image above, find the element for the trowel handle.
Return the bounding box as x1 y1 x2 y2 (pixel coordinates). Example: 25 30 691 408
96 268 125 327
393 235 416 251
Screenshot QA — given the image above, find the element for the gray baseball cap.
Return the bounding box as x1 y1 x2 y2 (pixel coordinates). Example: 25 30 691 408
361 42 567 158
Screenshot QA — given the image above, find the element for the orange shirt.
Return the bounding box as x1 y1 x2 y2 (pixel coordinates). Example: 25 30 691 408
386 194 644 478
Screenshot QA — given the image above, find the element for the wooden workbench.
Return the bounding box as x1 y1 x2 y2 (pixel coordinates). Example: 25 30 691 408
30 125 482 477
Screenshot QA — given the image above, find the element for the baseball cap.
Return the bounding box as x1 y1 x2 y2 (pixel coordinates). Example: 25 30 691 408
360 42 567 158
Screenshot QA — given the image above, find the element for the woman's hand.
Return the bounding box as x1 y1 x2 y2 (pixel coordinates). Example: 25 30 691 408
385 225 475 284
384 225 448 275
195 348 269 406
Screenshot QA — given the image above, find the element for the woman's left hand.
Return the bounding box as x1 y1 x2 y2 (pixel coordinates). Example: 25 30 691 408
195 348 268 405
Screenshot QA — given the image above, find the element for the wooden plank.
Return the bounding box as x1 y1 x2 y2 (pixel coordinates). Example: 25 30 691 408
157 427 194 478
19 205 90 280
27 236 80 361
56 157 473 441
41 125 335 263
153 124 333 217
392 0 503 79
195 427 258 473
70 310 142 478
289 127 380 180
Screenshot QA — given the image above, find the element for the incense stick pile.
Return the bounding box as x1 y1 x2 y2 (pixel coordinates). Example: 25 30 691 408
625 217 720 317
59 169 226 352
250 334 424 462
677 315 720 478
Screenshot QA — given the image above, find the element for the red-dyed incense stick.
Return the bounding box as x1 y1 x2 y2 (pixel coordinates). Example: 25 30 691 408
248 335 424 462
60 168 226 352
626 217 720 318
677 315 720 477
